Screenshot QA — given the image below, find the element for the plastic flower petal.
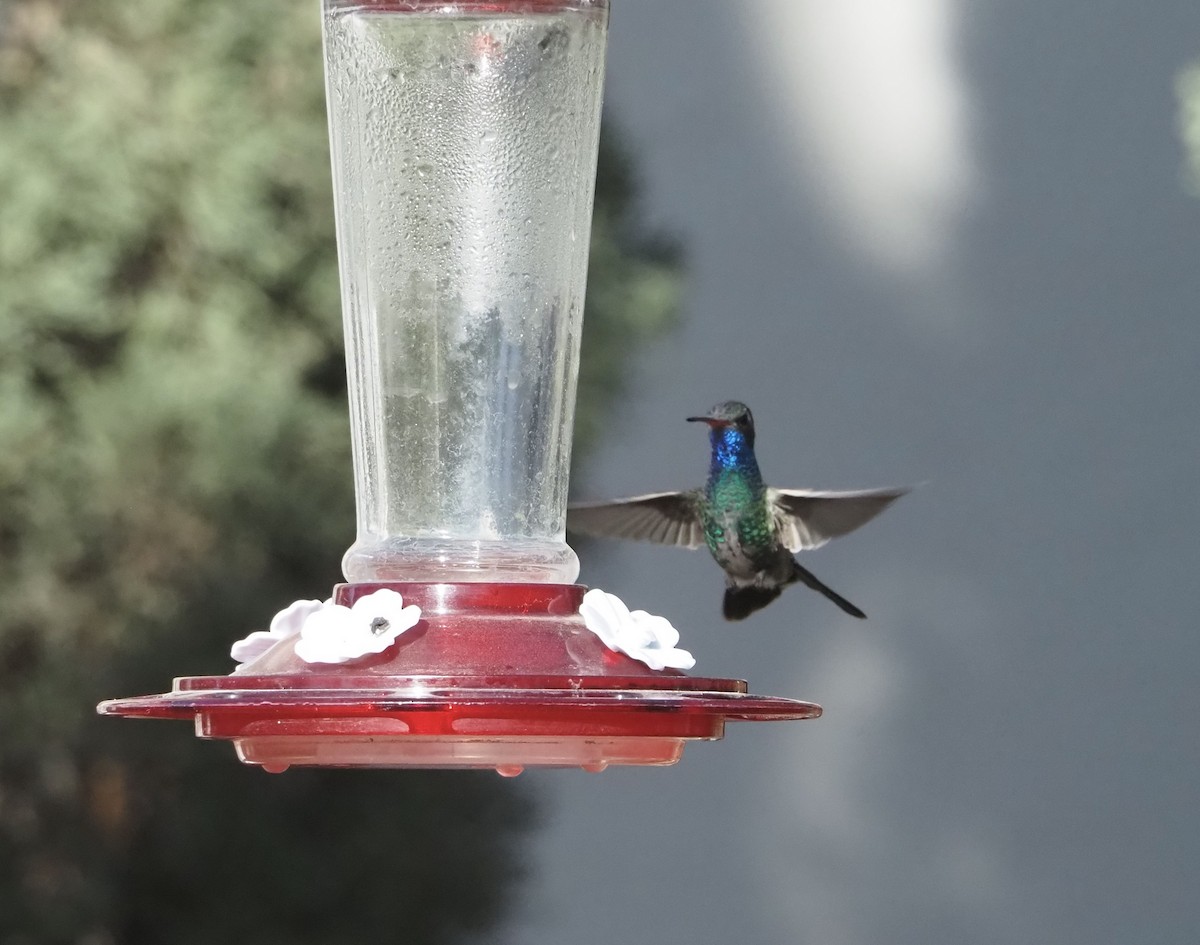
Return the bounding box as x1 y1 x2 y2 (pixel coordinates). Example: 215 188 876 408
293 589 421 665
580 588 695 671
231 598 327 665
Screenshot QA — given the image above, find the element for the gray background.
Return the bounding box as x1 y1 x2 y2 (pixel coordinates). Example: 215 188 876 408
503 1 1200 943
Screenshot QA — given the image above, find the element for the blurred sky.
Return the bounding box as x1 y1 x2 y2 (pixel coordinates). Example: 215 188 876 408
501 1 1200 943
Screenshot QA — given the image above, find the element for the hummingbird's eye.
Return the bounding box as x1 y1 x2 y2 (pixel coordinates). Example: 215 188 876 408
741 409 753 426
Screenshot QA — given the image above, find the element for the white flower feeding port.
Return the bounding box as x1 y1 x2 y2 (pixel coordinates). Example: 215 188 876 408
290 590 422 665
97 0 820 774
579 589 696 672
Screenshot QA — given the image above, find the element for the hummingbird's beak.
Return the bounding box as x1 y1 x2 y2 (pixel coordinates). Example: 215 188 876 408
687 415 728 428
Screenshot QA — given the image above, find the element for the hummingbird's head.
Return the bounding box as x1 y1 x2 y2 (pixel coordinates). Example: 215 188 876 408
687 400 756 446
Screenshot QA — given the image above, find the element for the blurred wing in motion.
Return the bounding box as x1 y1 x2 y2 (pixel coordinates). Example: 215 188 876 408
769 486 910 552
568 490 705 549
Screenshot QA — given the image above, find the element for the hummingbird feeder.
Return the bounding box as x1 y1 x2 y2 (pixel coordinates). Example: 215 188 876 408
97 0 820 774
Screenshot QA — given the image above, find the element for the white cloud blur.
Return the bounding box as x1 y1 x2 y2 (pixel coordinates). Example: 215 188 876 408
747 569 1031 944
738 0 977 277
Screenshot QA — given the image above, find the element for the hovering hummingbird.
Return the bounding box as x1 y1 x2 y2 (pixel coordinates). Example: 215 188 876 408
568 401 908 621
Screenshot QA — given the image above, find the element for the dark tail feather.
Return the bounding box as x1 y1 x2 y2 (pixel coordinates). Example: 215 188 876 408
790 562 867 619
723 585 782 621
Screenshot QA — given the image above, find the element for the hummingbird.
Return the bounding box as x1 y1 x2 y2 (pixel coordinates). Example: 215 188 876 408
568 401 908 621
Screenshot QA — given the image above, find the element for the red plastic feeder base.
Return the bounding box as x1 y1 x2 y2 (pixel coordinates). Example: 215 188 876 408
97 583 821 774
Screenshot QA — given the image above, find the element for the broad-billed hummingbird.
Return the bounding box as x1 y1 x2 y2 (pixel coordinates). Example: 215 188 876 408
568 401 908 620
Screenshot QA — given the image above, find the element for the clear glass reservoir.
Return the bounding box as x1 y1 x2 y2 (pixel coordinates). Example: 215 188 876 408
322 0 609 583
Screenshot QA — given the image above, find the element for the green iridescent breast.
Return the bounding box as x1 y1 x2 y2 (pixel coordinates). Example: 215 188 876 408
702 469 772 561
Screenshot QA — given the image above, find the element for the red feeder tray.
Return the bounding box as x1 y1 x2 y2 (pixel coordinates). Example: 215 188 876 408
97 583 821 775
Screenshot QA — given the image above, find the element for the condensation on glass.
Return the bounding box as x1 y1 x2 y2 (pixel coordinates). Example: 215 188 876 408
322 0 609 582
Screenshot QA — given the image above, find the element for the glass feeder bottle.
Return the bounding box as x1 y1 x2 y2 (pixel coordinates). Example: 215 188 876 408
323 0 609 585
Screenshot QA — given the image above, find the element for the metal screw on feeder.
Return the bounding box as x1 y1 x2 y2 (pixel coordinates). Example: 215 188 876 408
97 0 821 774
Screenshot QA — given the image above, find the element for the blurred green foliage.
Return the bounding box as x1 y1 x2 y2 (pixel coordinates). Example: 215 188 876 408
0 0 681 941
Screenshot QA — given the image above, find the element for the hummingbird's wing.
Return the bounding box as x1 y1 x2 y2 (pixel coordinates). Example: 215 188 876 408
768 487 909 552
567 491 705 549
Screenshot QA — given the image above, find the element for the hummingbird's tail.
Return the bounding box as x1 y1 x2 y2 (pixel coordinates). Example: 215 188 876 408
789 561 867 619
723 585 783 621
723 562 868 620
